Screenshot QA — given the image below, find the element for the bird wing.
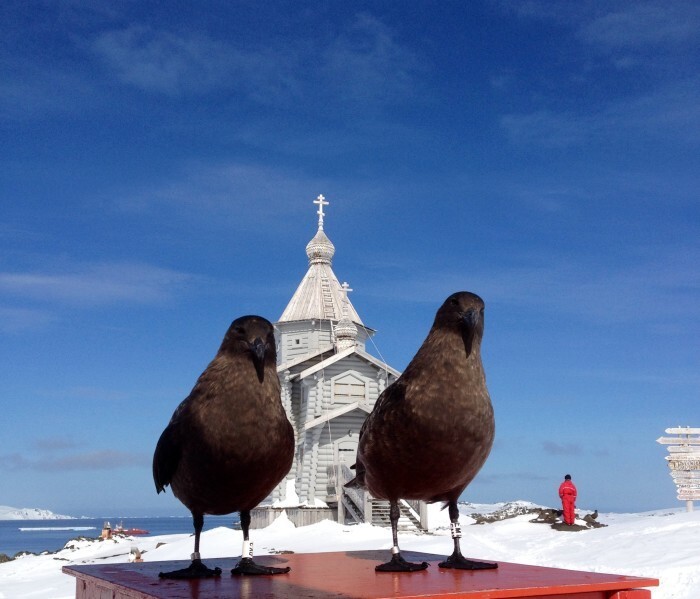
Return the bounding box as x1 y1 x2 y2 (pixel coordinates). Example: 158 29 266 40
152 424 181 494
152 400 188 494
346 381 407 489
366 379 406 422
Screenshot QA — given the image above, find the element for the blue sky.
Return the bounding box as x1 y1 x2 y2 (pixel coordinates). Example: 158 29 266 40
1 1 698 517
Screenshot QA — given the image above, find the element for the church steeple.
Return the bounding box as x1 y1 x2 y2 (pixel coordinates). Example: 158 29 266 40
278 195 364 325
267 197 402 517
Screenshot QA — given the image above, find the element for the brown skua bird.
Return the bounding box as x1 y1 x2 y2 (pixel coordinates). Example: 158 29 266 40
153 315 294 578
348 291 497 572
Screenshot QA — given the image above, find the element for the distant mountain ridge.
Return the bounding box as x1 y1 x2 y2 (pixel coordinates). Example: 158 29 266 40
0 506 72 520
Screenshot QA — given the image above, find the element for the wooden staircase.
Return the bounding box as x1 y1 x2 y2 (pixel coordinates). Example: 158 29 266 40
369 499 423 531
338 465 427 532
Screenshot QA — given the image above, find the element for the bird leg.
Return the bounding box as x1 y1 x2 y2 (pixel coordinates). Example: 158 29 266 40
231 510 291 576
376 501 429 572
438 501 497 570
159 513 222 579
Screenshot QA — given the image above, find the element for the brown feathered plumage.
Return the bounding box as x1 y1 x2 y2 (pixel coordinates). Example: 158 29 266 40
153 315 294 578
350 291 497 572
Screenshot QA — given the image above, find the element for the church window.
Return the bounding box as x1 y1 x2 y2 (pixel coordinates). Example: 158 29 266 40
332 372 366 405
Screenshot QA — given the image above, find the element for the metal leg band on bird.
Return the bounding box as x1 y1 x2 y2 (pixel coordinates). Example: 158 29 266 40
157 513 222 578
375 502 429 572
242 540 254 559
231 510 291 576
438 501 498 571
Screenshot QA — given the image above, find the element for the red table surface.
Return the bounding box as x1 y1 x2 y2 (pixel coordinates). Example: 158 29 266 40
63 550 659 599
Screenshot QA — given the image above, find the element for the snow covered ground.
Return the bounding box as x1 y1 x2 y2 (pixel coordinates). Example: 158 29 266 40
0 501 698 599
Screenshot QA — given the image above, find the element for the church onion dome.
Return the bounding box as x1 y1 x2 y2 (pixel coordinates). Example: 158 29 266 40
335 280 358 350
335 314 358 350
278 195 368 327
305 228 335 265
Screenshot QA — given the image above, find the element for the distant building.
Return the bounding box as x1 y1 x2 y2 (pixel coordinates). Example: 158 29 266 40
254 196 426 530
271 195 398 502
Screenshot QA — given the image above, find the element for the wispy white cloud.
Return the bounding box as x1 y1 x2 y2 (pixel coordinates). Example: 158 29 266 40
496 255 699 324
361 244 700 326
617 78 700 143
500 76 700 147
89 14 426 109
319 13 426 106
542 441 583 456
500 110 590 148
117 161 330 223
475 471 550 484
502 0 700 51
35 386 132 403
0 59 97 121
3 11 426 123
32 437 83 452
497 2 700 147
0 449 147 471
91 25 300 98
0 306 55 332
580 2 700 50
0 262 194 307
568 367 700 388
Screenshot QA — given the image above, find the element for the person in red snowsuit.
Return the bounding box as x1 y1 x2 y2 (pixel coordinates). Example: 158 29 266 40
558 474 577 525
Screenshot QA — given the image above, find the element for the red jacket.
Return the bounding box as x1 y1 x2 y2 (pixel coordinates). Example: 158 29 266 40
559 480 577 501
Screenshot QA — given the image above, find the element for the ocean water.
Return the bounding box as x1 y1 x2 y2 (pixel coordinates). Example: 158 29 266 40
0 515 239 557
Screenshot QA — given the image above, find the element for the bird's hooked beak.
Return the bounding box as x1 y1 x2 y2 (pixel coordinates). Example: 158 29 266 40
250 337 268 383
462 309 480 329
460 308 481 358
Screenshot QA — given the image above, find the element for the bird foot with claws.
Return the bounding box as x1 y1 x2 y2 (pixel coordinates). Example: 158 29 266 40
159 559 222 579
438 553 498 570
376 553 429 572
231 557 291 576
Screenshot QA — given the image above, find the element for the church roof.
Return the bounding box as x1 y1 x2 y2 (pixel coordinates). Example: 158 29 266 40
278 195 365 326
289 346 401 381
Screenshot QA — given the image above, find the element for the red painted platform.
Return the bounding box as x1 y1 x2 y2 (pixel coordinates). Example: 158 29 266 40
63 550 658 598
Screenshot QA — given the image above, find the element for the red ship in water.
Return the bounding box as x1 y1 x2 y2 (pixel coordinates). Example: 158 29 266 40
102 521 149 537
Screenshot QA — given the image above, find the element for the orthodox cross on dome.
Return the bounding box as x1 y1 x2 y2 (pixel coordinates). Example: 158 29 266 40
314 194 329 230
340 281 353 314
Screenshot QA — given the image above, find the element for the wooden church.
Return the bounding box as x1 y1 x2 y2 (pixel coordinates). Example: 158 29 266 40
252 196 427 530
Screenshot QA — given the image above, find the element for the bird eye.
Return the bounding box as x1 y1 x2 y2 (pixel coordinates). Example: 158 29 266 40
234 326 245 335
450 297 459 306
